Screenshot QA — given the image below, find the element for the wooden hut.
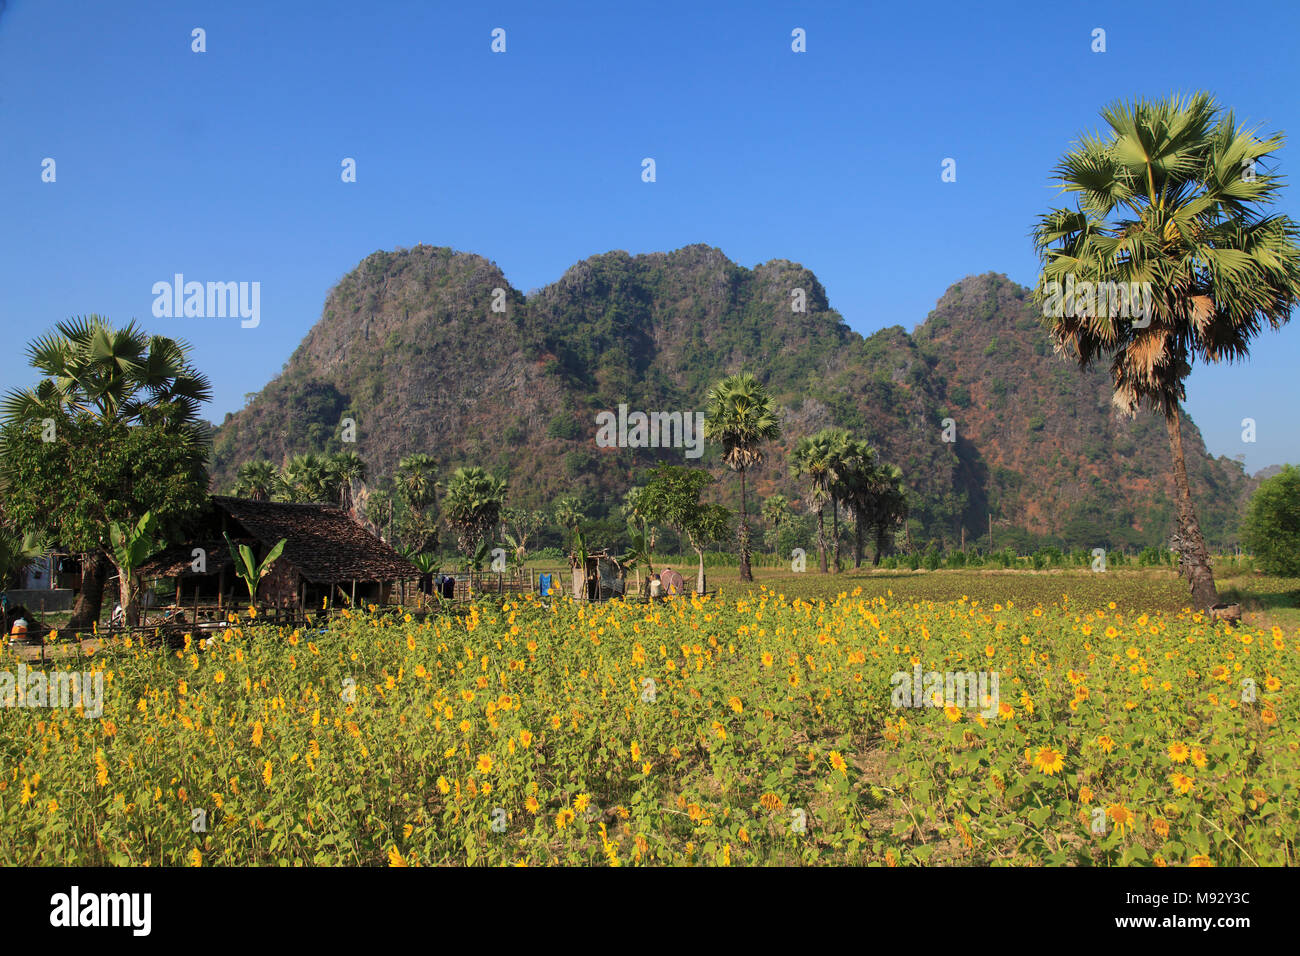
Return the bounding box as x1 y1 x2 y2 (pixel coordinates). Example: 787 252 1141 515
139 496 419 614
567 547 627 602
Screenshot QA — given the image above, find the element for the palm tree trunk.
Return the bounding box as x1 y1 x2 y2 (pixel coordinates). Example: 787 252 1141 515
738 468 752 582
831 502 841 573
816 506 828 573
67 551 109 630
853 508 864 569
1165 409 1219 610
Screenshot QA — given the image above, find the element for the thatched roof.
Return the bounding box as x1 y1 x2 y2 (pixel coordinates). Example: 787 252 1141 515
139 539 236 578
210 497 418 584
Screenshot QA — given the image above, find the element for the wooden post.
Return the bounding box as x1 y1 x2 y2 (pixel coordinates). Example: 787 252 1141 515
350 580 356 608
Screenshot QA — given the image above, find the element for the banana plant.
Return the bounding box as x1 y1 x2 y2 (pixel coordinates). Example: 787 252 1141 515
224 532 287 610
107 511 161 627
620 519 653 598
503 532 527 573
409 552 437 575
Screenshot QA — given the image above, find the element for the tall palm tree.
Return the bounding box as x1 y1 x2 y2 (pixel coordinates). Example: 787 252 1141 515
331 451 369 513
1033 93 1300 609
442 467 508 559
835 439 879 569
761 493 791 554
554 497 585 536
867 463 908 565
396 454 439 511
703 372 782 581
789 428 849 574
0 316 211 628
232 459 278 501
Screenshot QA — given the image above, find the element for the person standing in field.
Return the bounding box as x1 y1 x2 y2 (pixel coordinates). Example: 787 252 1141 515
660 566 685 596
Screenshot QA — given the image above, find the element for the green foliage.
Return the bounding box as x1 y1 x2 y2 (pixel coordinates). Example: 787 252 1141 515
224 532 288 605
640 465 732 590
442 467 507 558
0 527 48 589
1242 465 1300 576
1 413 208 557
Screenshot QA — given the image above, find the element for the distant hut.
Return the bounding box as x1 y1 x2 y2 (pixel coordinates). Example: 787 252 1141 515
139 496 419 614
567 547 626 601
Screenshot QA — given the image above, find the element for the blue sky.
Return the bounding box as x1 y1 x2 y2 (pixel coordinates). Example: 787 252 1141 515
2 0 1298 471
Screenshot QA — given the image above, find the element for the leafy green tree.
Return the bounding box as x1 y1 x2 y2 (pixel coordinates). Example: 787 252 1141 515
1 413 209 626
1032 93 1300 609
639 465 731 594
703 372 782 582
501 506 545 557
442 467 507 560
1242 465 1300 576
0 317 211 627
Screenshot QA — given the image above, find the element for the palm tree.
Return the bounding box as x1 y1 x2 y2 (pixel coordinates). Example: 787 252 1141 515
0 316 211 628
233 459 278 501
396 454 439 511
554 497 585 536
331 451 368 513
834 439 879 569
276 453 337 503
703 373 782 582
442 467 508 560
827 435 875 571
761 493 791 554
867 463 908 565
789 429 848 574
1033 93 1300 609
2 317 211 430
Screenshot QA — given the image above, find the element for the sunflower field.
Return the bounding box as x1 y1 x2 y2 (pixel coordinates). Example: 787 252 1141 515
1 585 1296 866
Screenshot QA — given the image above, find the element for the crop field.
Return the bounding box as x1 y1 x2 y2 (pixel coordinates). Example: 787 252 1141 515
1 569 1296 866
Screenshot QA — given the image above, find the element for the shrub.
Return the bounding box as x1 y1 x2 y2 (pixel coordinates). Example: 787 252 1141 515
1242 465 1300 576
